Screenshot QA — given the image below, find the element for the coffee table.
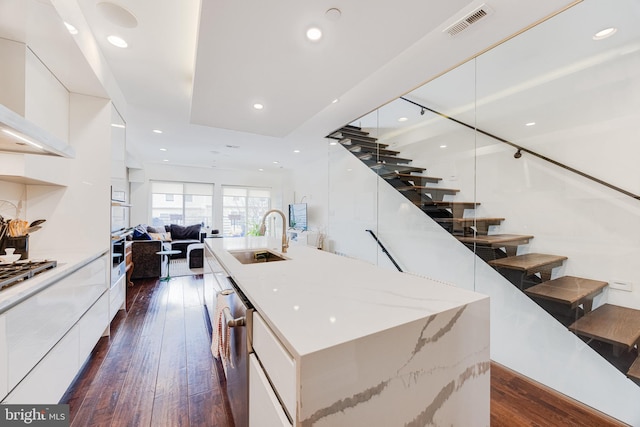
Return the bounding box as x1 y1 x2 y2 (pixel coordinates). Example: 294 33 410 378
156 249 182 281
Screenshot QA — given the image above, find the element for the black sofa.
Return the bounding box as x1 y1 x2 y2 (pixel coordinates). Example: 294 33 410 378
129 224 205 279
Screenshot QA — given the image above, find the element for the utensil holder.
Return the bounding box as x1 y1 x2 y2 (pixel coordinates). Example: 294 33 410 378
1 235 29 260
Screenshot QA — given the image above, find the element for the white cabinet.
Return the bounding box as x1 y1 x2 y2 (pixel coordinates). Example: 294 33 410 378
249 353 292 427
4 321 80 403
1 254 109 403
252 313 296 420
109 274 126 321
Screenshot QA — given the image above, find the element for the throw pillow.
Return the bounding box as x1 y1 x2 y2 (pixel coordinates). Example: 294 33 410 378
147 225 165 234
132 226 152 240
170 224 201 240
149 232 172 241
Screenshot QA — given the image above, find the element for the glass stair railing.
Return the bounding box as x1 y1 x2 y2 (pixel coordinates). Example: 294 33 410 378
328 124 640 385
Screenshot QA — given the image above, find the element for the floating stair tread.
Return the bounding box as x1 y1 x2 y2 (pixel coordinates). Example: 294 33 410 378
327 126 370 139
340 138 389 149
348 145 400 156
435 217 505 224
372 165 426 174
393 173 442 184
340 134 381 144
524 276 608 308
356 153 413 163
383 173 441 183
343 124 367 134
457 234 533 247
569 304 640 350
488 253 568 272
396 186 460 193
431 201 480 208
628 355 640 381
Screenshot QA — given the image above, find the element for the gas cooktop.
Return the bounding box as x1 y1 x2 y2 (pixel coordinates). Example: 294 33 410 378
0 260 57 291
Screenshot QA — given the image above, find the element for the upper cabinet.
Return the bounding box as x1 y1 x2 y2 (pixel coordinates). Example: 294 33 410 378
0 38 75 186
0 39 74 159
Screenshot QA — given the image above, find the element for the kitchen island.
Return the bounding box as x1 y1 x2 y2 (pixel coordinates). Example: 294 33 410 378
206 237 490 426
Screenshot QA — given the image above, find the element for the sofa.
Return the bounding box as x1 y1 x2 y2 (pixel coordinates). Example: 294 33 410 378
129 224 206 279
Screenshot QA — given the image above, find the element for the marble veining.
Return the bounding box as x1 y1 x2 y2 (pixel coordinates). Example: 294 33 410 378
403 306 467 370
300 306 488 426
300 379 391 427
404 360 490 427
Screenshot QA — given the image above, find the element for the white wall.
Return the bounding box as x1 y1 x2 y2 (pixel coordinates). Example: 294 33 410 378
287 137 330 248
398 129 640 311
26 93 111 255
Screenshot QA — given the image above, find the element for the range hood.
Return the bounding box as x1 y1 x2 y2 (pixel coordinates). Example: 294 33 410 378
0 104 75 158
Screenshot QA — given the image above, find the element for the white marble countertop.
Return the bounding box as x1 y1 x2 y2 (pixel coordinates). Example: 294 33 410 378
206 237 488 358
0 248 108 314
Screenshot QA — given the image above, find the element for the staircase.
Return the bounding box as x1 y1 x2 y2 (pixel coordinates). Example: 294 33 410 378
328 125 640 384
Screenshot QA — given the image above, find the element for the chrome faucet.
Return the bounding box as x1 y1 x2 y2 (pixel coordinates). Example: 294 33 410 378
258 209 289 253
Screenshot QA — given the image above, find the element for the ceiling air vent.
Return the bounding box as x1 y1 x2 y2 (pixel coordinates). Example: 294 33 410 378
443 4 493 37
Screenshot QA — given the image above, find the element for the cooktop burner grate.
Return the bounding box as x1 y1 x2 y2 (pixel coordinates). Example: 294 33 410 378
0 260 58 290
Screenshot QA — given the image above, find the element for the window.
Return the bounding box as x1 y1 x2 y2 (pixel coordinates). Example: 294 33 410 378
222 186 271 236
151 181 213 227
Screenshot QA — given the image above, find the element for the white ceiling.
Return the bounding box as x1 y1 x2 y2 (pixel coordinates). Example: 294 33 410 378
0 0 579 172
354 0 640 150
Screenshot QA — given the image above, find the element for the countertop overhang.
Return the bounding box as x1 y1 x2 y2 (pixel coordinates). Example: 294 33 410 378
206 237 488 358
0 249 108 314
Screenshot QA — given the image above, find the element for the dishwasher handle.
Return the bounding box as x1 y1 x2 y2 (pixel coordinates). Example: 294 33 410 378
222 307 246 328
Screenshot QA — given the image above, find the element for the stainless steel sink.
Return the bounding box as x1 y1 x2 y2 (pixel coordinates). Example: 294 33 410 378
229 249 288 264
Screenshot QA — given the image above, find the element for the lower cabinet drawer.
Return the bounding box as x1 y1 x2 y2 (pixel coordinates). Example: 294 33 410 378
2 291 109 404
252 313 296 419
109 274 126 320
249 353 292 427
3 325 80 403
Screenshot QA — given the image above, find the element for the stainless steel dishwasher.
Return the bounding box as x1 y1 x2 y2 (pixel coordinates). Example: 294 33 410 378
217 275 253 427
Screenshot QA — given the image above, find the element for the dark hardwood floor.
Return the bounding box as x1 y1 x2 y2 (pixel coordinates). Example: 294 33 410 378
61 274 628 426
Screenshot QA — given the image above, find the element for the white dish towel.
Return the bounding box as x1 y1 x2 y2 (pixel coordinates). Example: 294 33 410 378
211 291 234 377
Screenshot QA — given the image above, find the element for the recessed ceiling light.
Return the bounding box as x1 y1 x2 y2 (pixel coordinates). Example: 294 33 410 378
258 168 264 171
96 2 138 28
107 35 128 48
64 22 78 35
329 141 337 146
325 8 341 21
253 103 264 110
160 148 167 151
440 145 447 148
332 98 339 104
525 122 536 126
273 161 279 164
110 123 125 128
398 117 408 122
162 159 169 162
293 150 300 153
593 27 617 40
153 129 163 134
306 27 322 41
